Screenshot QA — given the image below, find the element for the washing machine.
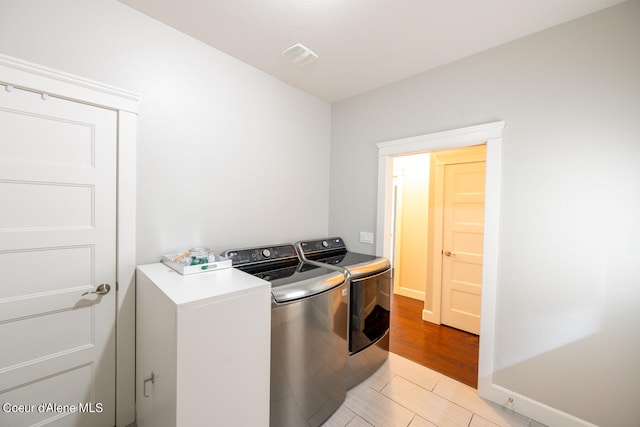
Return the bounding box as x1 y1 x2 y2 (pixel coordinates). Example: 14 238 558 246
222 244 348 426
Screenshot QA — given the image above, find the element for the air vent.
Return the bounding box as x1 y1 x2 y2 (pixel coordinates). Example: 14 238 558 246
281 43 318 65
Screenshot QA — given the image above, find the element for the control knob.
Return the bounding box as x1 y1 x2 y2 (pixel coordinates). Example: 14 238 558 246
261 248 271 258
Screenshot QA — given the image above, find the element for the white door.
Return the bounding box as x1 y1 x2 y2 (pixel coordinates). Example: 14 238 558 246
441 161 485 335
0 86 116 426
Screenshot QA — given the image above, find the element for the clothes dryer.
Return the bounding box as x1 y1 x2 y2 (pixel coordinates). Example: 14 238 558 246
296 237 391 389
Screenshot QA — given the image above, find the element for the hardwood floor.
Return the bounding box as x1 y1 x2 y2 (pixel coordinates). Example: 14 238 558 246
389 294 479 388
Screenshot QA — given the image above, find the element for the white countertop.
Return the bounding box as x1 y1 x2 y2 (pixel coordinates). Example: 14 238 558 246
136 263 269 308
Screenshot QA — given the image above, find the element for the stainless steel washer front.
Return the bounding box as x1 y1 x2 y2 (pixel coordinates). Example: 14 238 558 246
271 278 347 426
223 245 348 427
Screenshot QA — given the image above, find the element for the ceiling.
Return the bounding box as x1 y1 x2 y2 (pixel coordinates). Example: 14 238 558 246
119 0 625 103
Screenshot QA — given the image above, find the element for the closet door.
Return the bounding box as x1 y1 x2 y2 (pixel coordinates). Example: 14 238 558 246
0 85 116 426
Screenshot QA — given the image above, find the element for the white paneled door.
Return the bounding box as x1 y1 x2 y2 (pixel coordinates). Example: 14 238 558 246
0 86 116 426
441 161 485 335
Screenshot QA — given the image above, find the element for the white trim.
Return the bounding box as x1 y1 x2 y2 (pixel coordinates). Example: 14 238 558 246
376 121 596 426
1 53 139 427
377 121 504 157
394 287 425 301
116 111 137 427
481 383 599 427
376 123 505 404
428 159 444 323
421 308 439 323
0 53 139 113
375 121 504 261
377 154 394 260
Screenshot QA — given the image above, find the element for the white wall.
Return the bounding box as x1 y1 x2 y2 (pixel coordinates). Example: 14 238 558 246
330 2 640 426
0 0 331 264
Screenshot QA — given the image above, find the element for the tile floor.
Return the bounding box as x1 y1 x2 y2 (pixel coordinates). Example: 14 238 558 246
322 353 546 427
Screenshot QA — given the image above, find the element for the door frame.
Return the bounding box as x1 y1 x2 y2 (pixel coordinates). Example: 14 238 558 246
1 54 139 427
376 121 504 400
390 175 403 292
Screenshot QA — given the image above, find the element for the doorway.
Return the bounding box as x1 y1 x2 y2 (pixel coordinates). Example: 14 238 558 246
391 145 486 334
389 145 485 385
375 121 504 394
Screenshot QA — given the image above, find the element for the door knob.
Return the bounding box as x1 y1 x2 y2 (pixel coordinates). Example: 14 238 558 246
82 283 111 296
444 251 454 257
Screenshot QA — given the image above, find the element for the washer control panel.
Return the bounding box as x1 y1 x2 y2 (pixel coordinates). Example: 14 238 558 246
222 244 298 266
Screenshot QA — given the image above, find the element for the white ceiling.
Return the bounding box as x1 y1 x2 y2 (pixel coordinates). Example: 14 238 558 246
119 0 625 103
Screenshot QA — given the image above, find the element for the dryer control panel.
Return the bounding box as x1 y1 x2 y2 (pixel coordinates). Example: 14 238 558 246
298 237 345 255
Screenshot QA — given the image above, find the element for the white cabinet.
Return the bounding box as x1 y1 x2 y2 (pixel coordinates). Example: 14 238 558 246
136 263 270 427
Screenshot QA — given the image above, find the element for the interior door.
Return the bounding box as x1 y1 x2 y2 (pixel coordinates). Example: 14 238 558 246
441 161 485 335
0 85 116 426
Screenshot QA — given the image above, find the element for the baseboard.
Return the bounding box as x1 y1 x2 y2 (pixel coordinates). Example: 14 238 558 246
478 378 599 427
394 288 424 301
421 308 440 324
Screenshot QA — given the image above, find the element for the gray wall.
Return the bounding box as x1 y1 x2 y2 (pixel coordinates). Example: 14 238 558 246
0 0 331 264
330 2 640 425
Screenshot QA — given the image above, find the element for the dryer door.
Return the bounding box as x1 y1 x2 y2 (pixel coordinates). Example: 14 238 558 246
349 269 391 354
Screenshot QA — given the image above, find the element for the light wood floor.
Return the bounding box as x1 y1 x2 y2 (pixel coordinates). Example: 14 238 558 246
389 294 480 388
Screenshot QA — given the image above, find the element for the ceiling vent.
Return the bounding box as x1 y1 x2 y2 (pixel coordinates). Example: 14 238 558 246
281 43 318 65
